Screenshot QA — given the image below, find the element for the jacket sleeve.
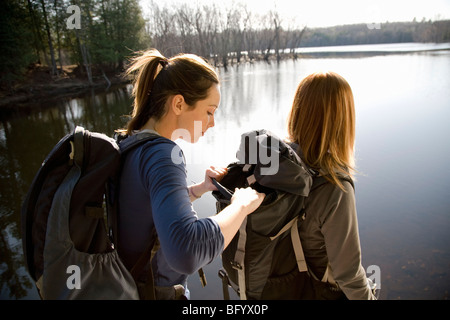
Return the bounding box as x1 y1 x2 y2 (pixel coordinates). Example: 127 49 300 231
138 141 224 275
319 181 376 300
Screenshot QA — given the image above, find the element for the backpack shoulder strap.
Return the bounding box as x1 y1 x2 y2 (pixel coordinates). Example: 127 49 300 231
109 131 162 239
110 131 164 299
270 215 308 273
233 217 248 300
118 131 162 155
107 130 162 238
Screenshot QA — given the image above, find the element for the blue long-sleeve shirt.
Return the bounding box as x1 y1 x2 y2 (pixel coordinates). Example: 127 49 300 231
117 135 224 291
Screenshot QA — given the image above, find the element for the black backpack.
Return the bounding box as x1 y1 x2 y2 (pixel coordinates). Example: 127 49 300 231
21 126 161 299
212 129 352 300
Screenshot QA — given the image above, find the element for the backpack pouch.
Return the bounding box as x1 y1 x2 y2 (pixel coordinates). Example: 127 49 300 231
38 165 139 299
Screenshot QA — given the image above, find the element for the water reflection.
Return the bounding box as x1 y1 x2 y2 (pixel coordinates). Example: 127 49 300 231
1 48 450 299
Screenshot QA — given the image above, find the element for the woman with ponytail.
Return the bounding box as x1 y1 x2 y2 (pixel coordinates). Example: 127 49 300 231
117 49 265 299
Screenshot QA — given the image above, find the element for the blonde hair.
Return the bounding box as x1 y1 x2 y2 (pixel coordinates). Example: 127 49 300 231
288 71 356 191
122 49 219 135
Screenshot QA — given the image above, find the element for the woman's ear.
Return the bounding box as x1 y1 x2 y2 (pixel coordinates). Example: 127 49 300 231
171 94 185 116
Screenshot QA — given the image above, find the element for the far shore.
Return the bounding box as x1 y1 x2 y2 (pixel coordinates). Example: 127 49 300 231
2 42 449 113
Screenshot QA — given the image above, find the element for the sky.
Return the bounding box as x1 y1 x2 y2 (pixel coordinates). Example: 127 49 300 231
142 0 450 28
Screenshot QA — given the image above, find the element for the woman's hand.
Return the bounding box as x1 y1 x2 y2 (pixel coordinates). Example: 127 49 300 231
188 166 228 201
210 187 265 249
203 166 228 191
231 187 265 215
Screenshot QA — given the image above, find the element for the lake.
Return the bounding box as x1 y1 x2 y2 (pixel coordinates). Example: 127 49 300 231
1 43 449 300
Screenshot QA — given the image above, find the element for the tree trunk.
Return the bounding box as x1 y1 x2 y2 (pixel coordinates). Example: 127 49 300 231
27 0 48 65
274 19 281 63
76 29 93 85
40 0 58 76
54 0 63 71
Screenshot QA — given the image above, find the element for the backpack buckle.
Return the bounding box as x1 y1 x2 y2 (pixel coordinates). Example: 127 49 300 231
230 261 243 270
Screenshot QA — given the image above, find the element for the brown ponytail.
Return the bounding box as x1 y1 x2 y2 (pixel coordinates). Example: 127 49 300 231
122 49 219 135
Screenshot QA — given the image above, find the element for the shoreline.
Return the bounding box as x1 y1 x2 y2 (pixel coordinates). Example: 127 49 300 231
0 73 129 110
2 42 448 113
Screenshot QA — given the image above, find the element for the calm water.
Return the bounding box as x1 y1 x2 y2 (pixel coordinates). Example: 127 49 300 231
1 43 449 300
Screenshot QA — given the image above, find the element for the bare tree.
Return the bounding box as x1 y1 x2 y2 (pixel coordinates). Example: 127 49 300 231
192 5 208 58
141 1 309 66
215 7 232 68
146 1 178 56
202 4 220 60
290 26 307 59
269 10 283 63
257 13 275 62
176 4 195 53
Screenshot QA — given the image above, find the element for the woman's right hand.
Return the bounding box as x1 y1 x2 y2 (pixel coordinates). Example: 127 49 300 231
211 187 265 249
231 187 265 215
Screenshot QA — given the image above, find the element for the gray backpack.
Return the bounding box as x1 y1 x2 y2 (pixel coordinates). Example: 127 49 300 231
21 126 160 299
212 130 352 300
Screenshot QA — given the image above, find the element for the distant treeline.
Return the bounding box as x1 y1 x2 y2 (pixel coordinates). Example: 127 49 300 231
301 19 450 47
147 1 450 65
1 0 449 89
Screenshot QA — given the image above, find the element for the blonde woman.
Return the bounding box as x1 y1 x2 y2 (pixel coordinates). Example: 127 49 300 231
288 71 376 300
118 49 264 299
